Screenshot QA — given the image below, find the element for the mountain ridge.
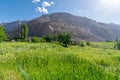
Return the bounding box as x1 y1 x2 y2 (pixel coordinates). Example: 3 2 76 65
1 12 120 41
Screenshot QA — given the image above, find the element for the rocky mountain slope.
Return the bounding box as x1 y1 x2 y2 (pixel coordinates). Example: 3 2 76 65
1 13 120 41
0 20 26 31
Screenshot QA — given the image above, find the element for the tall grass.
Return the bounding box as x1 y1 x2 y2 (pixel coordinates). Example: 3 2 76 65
0 42 119 80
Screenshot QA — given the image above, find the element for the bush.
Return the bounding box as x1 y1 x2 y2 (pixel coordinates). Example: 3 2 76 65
43 35 53 42
79 40 86 47
86 41 90 46
43 32 72 47
57 32 72 47
31 37 45 43
39 38 45 43
72 41 79 45
106 40 112 42
116 42 120 50
13 37 26 42
114 38 120 50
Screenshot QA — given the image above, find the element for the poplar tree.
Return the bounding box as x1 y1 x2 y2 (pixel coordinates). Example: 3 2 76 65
20 24 28 40
0 26 6 42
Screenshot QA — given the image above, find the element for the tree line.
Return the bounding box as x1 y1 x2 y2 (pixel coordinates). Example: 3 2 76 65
1 24 120 48
0 24 72 47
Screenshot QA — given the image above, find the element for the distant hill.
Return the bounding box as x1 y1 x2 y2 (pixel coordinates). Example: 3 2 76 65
1 13 120 41
0 20 26 31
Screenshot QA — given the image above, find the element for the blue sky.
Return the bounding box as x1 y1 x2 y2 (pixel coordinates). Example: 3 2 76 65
0 0 120 23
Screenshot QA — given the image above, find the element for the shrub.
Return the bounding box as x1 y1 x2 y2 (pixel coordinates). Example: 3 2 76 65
43 35 53 42
43 32 72 47
31 37 45 43
105 40 112 42
57 32 72 47
52 34 58 41
116 42 120 50
79 40 86 47
114 38 120 50
39 38 45 43
86 41 90 46
72 41 79 45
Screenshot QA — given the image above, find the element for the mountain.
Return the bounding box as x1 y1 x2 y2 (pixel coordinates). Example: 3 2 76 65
0 20 26 31
2 13 120 41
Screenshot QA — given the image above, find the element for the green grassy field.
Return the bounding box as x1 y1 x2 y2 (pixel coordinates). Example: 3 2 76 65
0 42 120 80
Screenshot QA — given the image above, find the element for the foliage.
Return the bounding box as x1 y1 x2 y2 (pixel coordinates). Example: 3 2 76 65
114 38 120 50
43 32 72 47
116 42 120 50
31 37 45 43
0 26 6 42
86 41 90 46
79 40 86 47
105 40 112 42
43 35 53 42
72 41 79 45
57 32 72 47
20 24 28 40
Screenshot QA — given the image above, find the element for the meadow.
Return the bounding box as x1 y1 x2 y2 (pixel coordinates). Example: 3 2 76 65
0 42 120 80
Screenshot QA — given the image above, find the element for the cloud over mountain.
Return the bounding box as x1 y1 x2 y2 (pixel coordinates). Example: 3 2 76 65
42 1 54 7
32 0 55 14
36 7 48 14
32 0 40 3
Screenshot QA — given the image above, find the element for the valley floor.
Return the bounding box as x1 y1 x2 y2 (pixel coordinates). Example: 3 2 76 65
0 42 120 80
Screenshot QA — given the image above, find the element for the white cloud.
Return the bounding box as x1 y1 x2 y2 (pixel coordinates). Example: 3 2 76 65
42 1 51 7
33 0 55 14
51 2 55 5
36 7 48 14
42 1 55 7
32 0 40 3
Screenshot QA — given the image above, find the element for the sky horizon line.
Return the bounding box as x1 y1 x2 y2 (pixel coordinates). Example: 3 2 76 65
1 0 120 24
0 11 120 24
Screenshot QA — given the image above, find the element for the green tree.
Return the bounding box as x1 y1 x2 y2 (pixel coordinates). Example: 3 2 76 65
116 42 120 50
0 26 6 42
114 38 120 49
43 32 72 47
43 35 53 42
20 24 28 40
57 32 72 47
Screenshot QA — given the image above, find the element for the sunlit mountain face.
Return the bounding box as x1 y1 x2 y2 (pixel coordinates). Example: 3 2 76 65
2 13 120 42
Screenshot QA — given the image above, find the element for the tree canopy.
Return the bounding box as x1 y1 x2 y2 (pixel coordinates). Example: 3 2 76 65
20 24 28 40
0 26 6 42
